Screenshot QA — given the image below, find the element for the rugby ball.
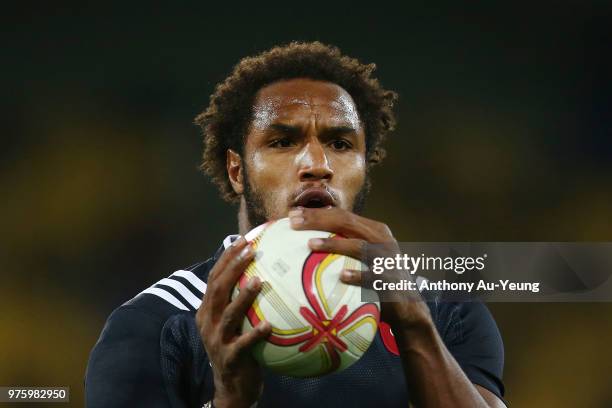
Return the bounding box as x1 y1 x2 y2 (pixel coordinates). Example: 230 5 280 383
232 218 380 377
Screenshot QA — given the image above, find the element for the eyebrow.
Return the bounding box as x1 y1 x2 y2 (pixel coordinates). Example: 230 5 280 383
322 125 358 135
269 123 301 135
268 123 357 136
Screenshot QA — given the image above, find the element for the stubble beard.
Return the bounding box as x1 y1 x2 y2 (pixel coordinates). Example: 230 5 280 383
241 163 370 231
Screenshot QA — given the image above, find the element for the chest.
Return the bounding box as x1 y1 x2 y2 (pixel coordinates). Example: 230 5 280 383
258 332 409 408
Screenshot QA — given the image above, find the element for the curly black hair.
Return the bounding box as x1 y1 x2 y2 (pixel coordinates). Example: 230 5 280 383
195 41 398 203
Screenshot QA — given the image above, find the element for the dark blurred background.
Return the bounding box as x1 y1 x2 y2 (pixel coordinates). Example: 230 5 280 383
1 3 611 407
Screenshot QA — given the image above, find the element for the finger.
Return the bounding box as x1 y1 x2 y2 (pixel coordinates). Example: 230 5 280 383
220 276 263 338
214 243 255 291
207 243 255 312
341 267 419 304
207 236 248 282
308 237 366 260
228 321 272 360
289 207 392 242
340 268 363 286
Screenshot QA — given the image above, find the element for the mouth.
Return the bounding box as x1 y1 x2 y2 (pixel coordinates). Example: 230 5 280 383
293 187 336 209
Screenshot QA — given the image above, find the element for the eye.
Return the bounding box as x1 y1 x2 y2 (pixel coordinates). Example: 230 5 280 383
269 138 295 148
330 139 352 150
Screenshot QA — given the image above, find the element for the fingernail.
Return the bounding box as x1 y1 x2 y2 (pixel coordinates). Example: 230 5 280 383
290 217 304 227
232 236 245 247
309 238 324 249
259 321 271 332
239 245 253 260
288 209 303 218
247 277 260 290
341 270 354 279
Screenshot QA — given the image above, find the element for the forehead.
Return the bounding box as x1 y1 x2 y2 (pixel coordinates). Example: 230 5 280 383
251 78 360 127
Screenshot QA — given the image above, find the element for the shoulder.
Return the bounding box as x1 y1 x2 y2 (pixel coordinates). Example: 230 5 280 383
85 260 215 407
435 300 503 353
124 260 212 314
433 300 505 399
91 259 214 350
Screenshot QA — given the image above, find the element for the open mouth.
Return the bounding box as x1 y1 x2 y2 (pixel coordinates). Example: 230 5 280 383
293 188 335 209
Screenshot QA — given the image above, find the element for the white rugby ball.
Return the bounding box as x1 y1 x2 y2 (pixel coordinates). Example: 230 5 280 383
232 218 380 377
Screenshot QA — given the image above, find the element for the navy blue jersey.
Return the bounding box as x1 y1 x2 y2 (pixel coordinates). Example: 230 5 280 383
85 236 505 407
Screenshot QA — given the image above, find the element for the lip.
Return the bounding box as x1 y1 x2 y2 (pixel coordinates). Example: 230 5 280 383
293 187 336 208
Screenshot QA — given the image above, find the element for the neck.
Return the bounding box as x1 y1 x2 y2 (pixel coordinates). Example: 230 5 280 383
237 198 251 235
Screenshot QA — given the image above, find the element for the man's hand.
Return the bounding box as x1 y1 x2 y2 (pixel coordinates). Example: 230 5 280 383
288 206 432 330
196 236 272 408
288 207 506 408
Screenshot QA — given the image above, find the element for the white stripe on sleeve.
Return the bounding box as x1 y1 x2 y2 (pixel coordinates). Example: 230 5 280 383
157 278 202 309
140 287 190 311
171 270 207 293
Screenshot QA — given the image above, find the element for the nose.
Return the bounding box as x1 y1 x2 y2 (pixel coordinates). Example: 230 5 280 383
297 140 334 182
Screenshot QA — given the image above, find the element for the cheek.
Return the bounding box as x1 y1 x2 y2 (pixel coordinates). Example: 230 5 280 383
246 152 271 193
246 150 267 178
247 151 295 209
333 155 367 202
248 151 291 188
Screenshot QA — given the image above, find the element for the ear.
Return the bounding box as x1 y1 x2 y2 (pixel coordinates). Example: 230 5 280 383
227 149 244 195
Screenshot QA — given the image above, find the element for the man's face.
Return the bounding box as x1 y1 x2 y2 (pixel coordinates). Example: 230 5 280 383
229 78 368 228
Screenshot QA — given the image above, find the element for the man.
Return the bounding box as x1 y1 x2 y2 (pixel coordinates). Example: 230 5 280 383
86 42 506 407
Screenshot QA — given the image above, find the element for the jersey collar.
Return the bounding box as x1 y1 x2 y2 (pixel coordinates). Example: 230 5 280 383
212 234 240 261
